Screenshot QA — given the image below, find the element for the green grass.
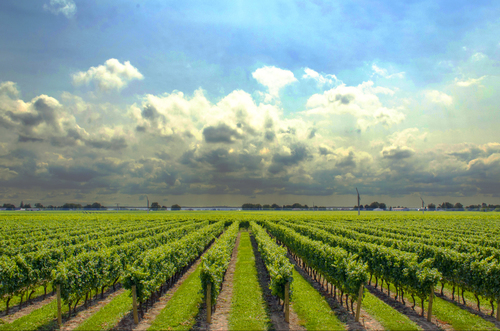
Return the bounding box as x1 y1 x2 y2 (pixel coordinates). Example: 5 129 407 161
74 290 131 331
441 282 496 314
148 265 204 330
361 288 420 330
428 296 497 330
0 284 53 312
290 268 345 330
0 296 68 331
384 282 496 330
228 231 272 331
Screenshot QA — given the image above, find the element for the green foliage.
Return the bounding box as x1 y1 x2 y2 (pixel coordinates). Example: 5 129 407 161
122 221 225 303
200 221 239 306
263 221 368 300
251 222 293 300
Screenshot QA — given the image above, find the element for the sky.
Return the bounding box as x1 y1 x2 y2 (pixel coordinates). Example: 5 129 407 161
1 0 500 207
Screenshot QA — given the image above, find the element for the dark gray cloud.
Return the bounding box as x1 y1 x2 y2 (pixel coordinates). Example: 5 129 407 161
203 123 242 143
308 128 316 139
336 151 356 168
335 94 354 105
381 147 414 159
265 131 275 142
268 144 308 174
85 137 127 150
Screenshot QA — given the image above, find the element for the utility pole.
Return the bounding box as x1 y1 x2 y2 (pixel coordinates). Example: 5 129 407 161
356 188 360 216
421 197 425 214
146 196 149 214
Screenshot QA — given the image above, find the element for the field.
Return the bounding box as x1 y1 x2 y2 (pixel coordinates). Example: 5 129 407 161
0 211 499 330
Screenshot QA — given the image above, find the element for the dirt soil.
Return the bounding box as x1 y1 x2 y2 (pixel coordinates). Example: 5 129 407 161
0 293 55 324
193 232 241 331
61 287 125 331
365 284 443 330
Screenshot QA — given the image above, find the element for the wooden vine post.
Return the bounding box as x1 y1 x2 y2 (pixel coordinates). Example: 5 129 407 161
427 286 434 322
497 299 499 321
56 284 62 328
206 282 212 323
355 284 363 322
132 285 139 324
284 282 290 323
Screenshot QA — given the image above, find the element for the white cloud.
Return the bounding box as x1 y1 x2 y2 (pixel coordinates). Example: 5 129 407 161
43 0 76 19
302 68 340 87
252 66 297 102
425 90 452 105
72 59 144 92
455 76 486 87
371 64 405 79
471 52 487 62
303 81 404 131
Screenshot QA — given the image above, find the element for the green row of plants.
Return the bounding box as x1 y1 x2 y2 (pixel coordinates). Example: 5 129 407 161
262 221 367 300
250 222 293 300
50 222 207 307
200 221 239 306
280 221 440 301
304 219 500 304
0 220 197 312
123 220 225 303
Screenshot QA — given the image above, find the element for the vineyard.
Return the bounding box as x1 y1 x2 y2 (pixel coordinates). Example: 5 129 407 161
0 211 499 330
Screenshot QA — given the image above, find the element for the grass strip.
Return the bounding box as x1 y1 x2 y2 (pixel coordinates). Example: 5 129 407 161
428 296 497 330
442 283 496 315
0 284 53 312
74 290 131 331
148 266 203 330
290 268 345 330
361 289 420 330
228 231 272 331
0 297 68 331
385 282 496 330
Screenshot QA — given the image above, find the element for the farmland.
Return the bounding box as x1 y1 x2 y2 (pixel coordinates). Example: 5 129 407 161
0 211 499 330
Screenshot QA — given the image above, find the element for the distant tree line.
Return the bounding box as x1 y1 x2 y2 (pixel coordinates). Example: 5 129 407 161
1 202 107 209
242 203 326 210
354 201 387 210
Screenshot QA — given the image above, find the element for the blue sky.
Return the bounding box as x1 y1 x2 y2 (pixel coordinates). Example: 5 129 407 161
1 0 500 207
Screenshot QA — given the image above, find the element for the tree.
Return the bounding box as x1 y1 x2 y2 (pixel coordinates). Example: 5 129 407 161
24 203 31 208
171 204 181 210
454 202 463 209
91 202 103 209
271 203 280 209
35 203 44 208
379 203 386 210
262 204 271 209
20 201 24 208
438 202 453 209
427 203 436 210
150 202 161 210
369 202 380 209
2 203 15 209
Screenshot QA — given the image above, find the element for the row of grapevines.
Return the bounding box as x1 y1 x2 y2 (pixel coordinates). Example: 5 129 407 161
0 219 189 256
304 220 500 302
280 221 440 301
1 221 203 305
262 221 367 300
250 222 293 300
52 221 207 305
303 219 500 260
123 221 225 303
200 221 240 306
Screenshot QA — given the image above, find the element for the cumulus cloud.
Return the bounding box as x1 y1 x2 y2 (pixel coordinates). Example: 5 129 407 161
425 90 453 105
471 52 487 62
43 0 76 18
455 76 486 87
72 59 143 92
371 64 405 79
302 68 340 87
303 81 404 131
252 66 297 102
